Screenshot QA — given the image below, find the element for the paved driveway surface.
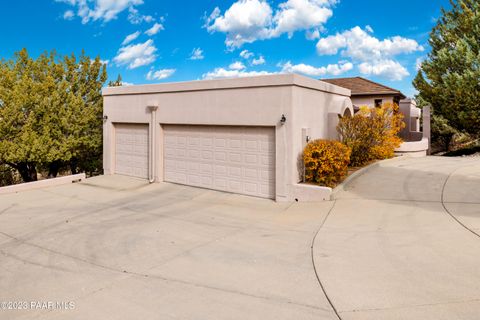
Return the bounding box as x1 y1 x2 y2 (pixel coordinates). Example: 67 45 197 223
0 156 479 319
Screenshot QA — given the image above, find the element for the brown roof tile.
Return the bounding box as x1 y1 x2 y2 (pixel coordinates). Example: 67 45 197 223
321 77 405 98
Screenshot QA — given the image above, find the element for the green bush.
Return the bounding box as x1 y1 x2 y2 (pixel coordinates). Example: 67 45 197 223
303 139 351 188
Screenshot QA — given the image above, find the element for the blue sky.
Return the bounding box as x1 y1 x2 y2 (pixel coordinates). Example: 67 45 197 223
0 0 451 97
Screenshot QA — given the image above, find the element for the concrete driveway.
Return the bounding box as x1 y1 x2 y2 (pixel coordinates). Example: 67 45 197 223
0 156 479 319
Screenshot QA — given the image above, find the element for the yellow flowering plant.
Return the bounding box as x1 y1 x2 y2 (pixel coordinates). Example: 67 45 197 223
337 102 405 167
303 139 351 188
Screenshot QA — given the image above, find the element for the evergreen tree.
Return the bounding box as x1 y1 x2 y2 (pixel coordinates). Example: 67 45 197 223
414 0 480 137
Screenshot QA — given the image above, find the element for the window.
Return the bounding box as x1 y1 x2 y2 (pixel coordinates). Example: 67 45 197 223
374 99 382 108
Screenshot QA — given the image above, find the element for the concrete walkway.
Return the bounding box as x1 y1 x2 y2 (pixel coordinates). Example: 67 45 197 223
313 156 480 320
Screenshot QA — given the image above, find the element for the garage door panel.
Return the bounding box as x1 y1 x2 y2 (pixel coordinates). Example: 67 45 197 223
115 124 149 179
164 125 275 199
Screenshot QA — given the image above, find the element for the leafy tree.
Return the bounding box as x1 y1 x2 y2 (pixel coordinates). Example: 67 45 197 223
0 49 107 182
414 0 480 137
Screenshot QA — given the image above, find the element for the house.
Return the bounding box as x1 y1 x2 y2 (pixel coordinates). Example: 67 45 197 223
321 76 406 110
102 74 353 201
321 77 424 143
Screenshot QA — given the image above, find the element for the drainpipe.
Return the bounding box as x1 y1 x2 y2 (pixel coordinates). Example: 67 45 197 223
147 104 158 183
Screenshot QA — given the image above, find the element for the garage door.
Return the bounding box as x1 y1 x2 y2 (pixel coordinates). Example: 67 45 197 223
115 123 149 178
164 125 275 199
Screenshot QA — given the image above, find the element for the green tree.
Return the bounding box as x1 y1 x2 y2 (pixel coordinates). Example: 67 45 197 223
414 0 480 137
0 49 107 182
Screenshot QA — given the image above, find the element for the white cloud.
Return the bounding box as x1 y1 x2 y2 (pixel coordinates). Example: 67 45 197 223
127 6 154 24
55 0 144 24
358 60 409 81
146 68 176 80
203 68 274 80
189 48 204 60
206 0 272 48
229 61 246 70
100 59 109 65
270 0 335 38
121 31 140 45
315 26 422 81
252 56 266 65
205 0 335 48
121 81 134 86
63 10 75 20
240 50 254 59
145 22 164 36
316 26 423 61
113 39 157 69
281 61 352 76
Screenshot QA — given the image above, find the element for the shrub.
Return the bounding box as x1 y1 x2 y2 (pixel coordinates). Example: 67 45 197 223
337 102 404 167
303 140 351 188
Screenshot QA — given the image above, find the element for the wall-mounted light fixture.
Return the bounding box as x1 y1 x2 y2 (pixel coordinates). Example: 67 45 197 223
102 115 108 121
280 114 286 125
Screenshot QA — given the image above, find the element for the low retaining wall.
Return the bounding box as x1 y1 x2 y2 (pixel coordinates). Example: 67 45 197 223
0 173 86 195
292 183 332 202
395 138 429 157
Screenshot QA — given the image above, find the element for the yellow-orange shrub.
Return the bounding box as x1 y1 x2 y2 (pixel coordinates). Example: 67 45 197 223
337 102 404 167
303 139 351 188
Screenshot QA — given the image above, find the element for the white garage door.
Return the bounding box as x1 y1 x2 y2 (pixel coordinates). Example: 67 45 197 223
115 123 149 178
164 125 275 199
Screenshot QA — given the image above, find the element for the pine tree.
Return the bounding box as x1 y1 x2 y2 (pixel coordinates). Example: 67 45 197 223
414 0 480 137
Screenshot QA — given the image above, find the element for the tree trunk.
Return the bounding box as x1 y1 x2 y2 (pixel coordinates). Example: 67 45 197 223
70 158 78 175
14 162 38 182
48 161 61 178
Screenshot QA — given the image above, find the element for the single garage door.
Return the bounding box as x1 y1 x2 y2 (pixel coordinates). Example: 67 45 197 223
115 123 149 178
164 125 275 199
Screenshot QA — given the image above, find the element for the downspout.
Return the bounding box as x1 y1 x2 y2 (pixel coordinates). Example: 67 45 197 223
148 105 158 183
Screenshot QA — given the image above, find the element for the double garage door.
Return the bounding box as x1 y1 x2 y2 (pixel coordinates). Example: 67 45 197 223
115 124 275 199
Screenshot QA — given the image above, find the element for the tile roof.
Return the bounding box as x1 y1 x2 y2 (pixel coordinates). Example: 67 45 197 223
321 77 406 98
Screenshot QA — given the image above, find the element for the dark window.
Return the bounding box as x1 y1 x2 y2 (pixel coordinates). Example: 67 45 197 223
374 99 383 108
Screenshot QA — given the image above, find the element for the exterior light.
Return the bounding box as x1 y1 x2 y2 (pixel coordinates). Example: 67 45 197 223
280 114 286 125
102 115 108 121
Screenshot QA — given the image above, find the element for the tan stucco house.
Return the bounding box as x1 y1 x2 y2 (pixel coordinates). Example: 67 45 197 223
322 77 425 143
102 74 353 201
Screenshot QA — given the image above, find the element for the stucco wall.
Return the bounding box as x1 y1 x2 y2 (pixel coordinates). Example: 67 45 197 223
351 95 395 108
102 74 351 201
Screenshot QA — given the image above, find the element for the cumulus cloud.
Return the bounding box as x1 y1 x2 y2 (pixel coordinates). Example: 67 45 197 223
280 60 352 76
205 0 336 48
189 48 204 60
316 26 423 80
113 39 157 69
270 0 335 38
316 26 423 60
146 68 176 80
55 0 144 24
229 61 246 70
252 56 266 65
122 31 140 45
358 60 409 81
145 22 164 36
